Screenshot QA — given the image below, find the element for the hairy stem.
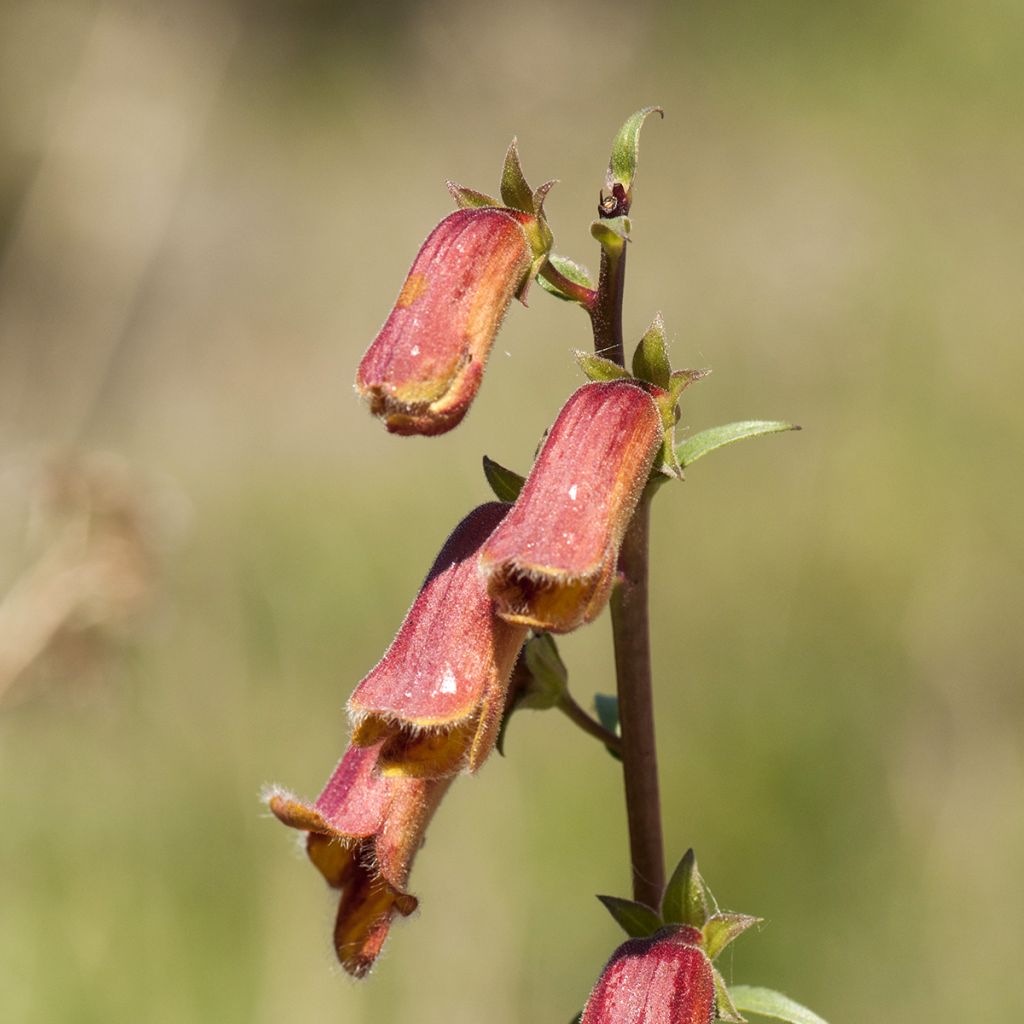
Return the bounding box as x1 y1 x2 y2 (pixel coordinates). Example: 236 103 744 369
557 693 623 755
538 259 598 311
610 491 665 908
590 240 627 363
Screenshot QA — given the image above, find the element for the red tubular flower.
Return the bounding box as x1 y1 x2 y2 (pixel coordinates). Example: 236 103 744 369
355 207 538 436
348 502 528 778
580 926 715 1024
479 380 662 633
268 740 452 977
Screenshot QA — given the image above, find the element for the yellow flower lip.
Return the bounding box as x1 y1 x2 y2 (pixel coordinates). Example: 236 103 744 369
479 380 663 633
355 207 536 436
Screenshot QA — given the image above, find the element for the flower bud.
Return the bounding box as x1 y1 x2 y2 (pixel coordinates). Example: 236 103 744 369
581 926 715 1024
348 502 528 777
268 740 452 977
479 380 662 633
356 207 537 436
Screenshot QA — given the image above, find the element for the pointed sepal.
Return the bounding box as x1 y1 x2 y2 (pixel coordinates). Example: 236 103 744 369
714 968 747 1024
677 420 800 469
518 633 568 710
728 986 831 1024
631 313 671 389
606 106 664 198
575 350 632 383
661 848 717 927
446 180 502 210
702 912 762 961
596 895 664 938
532 178 558 217
501 138 535 214
482 454 526 502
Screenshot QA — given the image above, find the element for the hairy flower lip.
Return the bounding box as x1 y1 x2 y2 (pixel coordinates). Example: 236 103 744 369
355 207 536 436
347 502 528 777
479 380 662 633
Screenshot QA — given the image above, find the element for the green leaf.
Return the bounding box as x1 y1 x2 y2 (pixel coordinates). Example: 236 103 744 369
677 421 800 469
575 350 632 383
482 455 526 503
632 312 671 388
594 692 622 762
519 633 568 710
591 215 631 250
606 106 664 194
446 180 501 210
500 137 534 213
728 987 830 1024
661 848 711 927
538 254 595 303
714 968 746 1023
596 895 663 938
702 913 762 961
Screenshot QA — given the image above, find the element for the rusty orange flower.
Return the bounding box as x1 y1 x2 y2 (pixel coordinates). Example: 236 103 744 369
479 380 662 633
268 740 452 977
355 207 539 436
348 502 528 778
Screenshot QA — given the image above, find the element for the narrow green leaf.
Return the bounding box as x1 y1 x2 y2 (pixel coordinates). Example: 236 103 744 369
714 968 746 1023
632 312 671 388
677 421 800 469
446 180 501 210
500 137 534 213
591 215 631 250
702 913 762 961
607 106 664 194
575 350 632 383
482 455 526 502
538 254 595 303
728 987 830 1024
596 895 663 938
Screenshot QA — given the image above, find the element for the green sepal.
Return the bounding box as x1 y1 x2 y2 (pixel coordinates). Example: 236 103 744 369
518 633 568 710
676 420 800 469
594 692 622 762
661 848 716 927
532 178 558 217
500 138 535 214
569 1014 583 1024
446 180 501 210
538 254 595 303
714 968 747 1024
702 913 762 961
596 895 663 938
669 367 710 404
575 350 632 383
631 313 671 388
606 106 664 195
482 455 526 502
728 986 831 1024
591 215 631 251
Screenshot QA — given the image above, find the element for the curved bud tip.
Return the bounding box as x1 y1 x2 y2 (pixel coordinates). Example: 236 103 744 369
356 208 534 436
581 926 715 1024
479 380 663 633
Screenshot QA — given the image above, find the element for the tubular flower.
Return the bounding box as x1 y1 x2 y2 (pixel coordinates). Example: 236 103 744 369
479 380 662 633
268 740 452 978
348 502 528 778
580 926 715 1024
356 207 540 436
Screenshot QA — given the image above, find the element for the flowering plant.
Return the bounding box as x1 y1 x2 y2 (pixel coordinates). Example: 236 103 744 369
269 109 830 1023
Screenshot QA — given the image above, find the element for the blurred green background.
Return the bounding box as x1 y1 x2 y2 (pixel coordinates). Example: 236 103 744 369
1 1 1021 1021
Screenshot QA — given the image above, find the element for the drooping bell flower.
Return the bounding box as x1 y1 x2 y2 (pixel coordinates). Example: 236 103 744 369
580 926 715 1024
348 502 528 778
268 740 452 977
479 380 662 634
356 207 542 436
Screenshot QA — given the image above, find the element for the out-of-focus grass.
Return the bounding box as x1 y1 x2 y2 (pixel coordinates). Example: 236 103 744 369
1 1 1022 1021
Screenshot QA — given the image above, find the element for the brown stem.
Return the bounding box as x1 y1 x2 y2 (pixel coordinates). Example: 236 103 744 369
609 491 665 908
590 240 627 364
557 693 623 755
538 259 598 311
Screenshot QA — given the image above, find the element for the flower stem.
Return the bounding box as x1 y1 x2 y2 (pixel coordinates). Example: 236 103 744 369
557 693 623 755
591 185 665 909
538 259 598 311
609 491 665 909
